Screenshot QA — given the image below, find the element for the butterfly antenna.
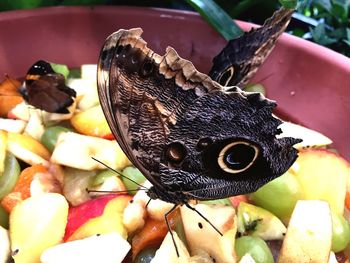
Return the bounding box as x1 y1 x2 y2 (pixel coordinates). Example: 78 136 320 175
145 198 152 208
91 157 148 190
86 189 145 194
165 204 180 257
185 203 223 236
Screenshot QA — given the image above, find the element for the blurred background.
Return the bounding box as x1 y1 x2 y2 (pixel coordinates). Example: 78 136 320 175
0 0 349 57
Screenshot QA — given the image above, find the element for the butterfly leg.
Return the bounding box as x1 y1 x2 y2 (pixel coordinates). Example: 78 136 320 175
164 204 180 257
184 203 223 236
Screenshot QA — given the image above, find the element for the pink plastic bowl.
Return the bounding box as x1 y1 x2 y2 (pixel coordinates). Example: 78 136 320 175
1 6 349 160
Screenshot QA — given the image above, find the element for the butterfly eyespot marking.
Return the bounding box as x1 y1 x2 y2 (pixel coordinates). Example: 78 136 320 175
218 66 234 86
140 60 154 77
196 137 213 151
218 141 259 174
165 142 187 164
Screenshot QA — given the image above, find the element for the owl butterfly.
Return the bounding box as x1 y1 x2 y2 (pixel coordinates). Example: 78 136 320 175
19 60 76 113
97 8 300 207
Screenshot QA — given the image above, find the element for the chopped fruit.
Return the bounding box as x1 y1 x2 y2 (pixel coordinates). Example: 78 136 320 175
330 212 350 253
237 202 286 241
147 199 175 221
180 203 237 263
62 167 96 206
0 153 20 200
250 171 303 224
123 201 146 234
201 197 232 206
0 118 26 133
70 105 112 138
88 170 126 197
0 130 7 173
6 131 50 166
292 149 349 215
0 226 10 263
40 126 71 152
131 208 180 260
0 205 9 229
151 231 190 263
121 166 146 195
81 64 97 80
1 164 47 212
235 236 274 263
10 193 69 263
23 110 45 140
277 122 332 149
64 194 131 242
51 132 131 170
67 78 99 110
0 76 23 117
41 232 130 263
278 200 332 263
230 195 249 208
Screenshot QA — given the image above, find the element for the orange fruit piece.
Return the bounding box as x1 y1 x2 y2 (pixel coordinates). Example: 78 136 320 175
0 76 23 117
1 164 47 212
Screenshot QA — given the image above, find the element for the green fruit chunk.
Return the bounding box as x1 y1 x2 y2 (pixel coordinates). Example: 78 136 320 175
250 171 303 223
0 204 9 229
244 83 266 96
235 236 274 263
50 63 70 79
90 170 118 187
134 246 158 263
121 166 146 194
331 212 350 252
0 152 20 200
237 202 286 240
200 198 232 206
41 126 71 152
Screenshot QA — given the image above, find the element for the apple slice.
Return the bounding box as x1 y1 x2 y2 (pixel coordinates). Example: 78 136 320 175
23 110 45 141
0 118 26 133
64 194 131 242
278 200 332 263
277 122 332 149
0 226 10 263
41 232 130 263
67 78 99 111
180 203 237 263
151 231 190 263
237 202 286 240
70 105 112 138
292 149 349 214
51 132 131 170
10 193 69 263
6 131 50 166
0 130 7 173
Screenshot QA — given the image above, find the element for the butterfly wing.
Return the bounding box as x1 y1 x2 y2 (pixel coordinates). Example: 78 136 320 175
209 7 294 87
97 28 222 190
97 28 300 203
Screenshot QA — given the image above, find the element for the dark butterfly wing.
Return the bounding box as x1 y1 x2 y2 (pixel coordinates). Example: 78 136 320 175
19 60 76 113
97 28 301 204
97 28 222 192
209 7 294 87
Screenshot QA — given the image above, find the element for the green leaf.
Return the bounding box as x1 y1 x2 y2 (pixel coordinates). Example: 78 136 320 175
50 63 70 79
184 0 243 40
310 23 338 45
279 0 298 9
313 0 332 12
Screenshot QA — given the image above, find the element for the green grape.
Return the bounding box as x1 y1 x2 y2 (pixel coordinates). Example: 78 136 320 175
250 171 303 222
331 212 350 252
121 166 146 194
200 198 232 206
235 236 274 263
0 204 9 229
40 126 71 152
89 170 118 187
0 152 20 200
134 246 158 263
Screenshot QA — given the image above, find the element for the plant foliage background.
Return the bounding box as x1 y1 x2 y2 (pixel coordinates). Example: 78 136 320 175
0 0 349 57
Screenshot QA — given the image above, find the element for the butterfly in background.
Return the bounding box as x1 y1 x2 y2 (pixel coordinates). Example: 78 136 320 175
96 7 300 206
19 60 76 113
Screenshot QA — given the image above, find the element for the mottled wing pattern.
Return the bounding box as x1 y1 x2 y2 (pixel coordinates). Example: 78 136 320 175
209 7 294 87
97 28 222 188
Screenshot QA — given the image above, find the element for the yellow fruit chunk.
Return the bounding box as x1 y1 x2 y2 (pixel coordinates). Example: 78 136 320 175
70 105 112 139
10 193 69 263
292 149 349 214
278 200 332 263
68 195 131 241
0 130 7 174
6 132 50 166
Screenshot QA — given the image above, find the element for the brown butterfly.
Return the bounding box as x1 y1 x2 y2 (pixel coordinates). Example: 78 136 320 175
96 8 300 206
19 60 76 113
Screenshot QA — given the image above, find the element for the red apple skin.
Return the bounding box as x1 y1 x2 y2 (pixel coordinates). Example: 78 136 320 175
230 195 248 208
64 194 130 241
